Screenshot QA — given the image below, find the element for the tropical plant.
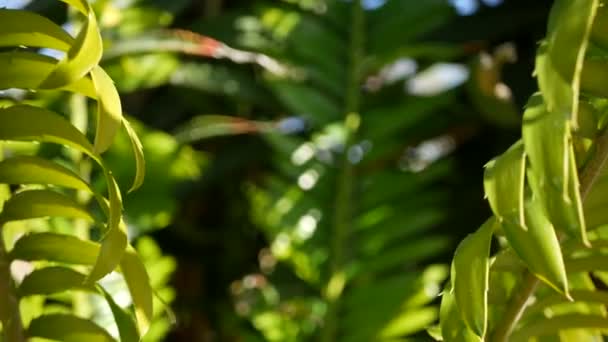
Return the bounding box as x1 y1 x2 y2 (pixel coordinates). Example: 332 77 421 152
89 0 537 340
440 0 608 341
215 1 475 341
2 0 554 341
0 1 164 341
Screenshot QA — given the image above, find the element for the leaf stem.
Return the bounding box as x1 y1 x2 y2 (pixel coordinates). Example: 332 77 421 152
579 128 608 199
491 127 608 342
320 1 364 341
0 226 25 342
490 272 539 342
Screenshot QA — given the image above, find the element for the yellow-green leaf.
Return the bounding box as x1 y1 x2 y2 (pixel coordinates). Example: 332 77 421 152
27 314 116 342
511 314 608 341
19 267 141 341
501 195 569 296
537 0 598 125
41 10 102 88
18 266 93 296
0 104 97 161
91 66 123 154
0 9 73 51
86 174 126 283
0 52 97 97
9 232 150 335
59 0 90 15
100 288 141 342
123 117 146 192
439 284 481 342
0 105 125 246
10 232 99 264
483 141 525 227
451 218 495 337
120 246 154 336
0 156 89 191
0 189 93 224
522 95 587 244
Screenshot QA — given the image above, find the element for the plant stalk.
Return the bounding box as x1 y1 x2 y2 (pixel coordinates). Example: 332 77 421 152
491 127 608 342
320 1 364 341
0 228 24 342
0 145 24 341
70 94 94 317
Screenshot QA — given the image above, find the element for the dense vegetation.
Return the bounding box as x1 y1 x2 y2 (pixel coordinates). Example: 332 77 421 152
7 0 608 341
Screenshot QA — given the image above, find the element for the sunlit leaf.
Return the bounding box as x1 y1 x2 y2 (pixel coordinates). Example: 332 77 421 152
18 266 93 296
10 232 99 265
0 156 90 191
122 117 146 192
0 189 93 224
511 314 608 341
451 218 494 337
120 246 154 336
0 104 97 162
86 175 126 283
0 52 96 97
439 284 481 342
41 9 103 88
536 0 598 125
91 66 123 154
27 314 116 342
483 141 525 227
522 94 587 244
0 9 73 51
101 288 141 342
501 196 569 296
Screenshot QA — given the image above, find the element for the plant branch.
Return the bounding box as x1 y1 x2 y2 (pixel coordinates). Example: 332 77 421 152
0 226 25 342
580 128 608 199
320 1 364 341
490 272 539 342
491 127 608 342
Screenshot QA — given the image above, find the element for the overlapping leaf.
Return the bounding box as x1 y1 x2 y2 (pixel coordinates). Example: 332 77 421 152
0 1 151 341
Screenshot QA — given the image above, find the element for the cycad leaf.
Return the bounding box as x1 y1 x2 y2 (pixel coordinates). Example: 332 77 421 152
483 141 526 227
511 314 608 341
0 105 97 161
101 287 141 342
91 66 123 154
10 232 99 265
18 266 93 296
11 232 153 336
27 314 116 342
123 117 146 192
59 0 89 15
41 9 102 88
0 189 93 224
0 105 126 271
120 246 154 336
0 9 73 51
439 284 481 342
86 175 126 283
501 196 569 296
522 94 587 244
0 156 90 191
18 267 141 341
536 0 598 122
378 307 438 339
451 218 495 337
0 52 96 97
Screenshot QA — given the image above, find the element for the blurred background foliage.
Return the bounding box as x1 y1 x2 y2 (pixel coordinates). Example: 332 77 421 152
0 0 555 340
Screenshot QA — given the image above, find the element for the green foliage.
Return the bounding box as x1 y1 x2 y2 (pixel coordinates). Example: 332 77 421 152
214 1 462 341
0 1 173 341
0 0 561 341
442 0 608 340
